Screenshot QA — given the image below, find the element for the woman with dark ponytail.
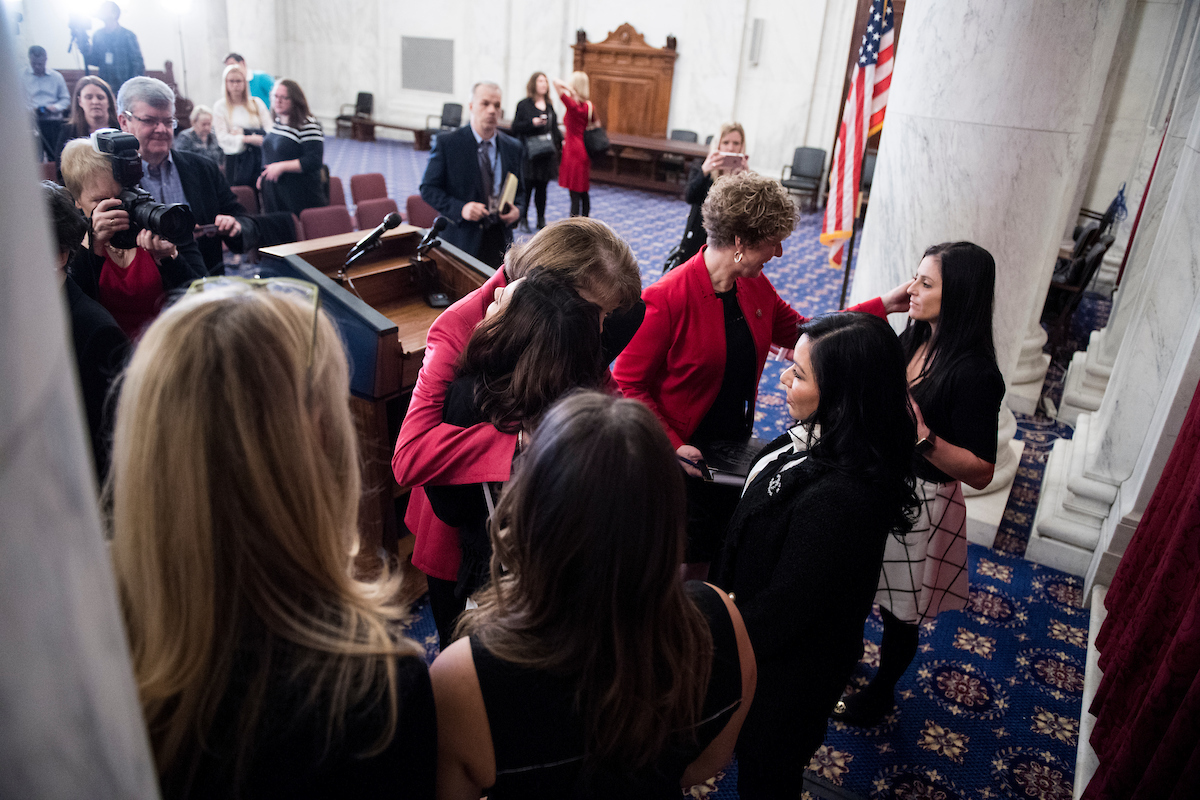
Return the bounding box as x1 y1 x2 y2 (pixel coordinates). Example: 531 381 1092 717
833 241 1005 727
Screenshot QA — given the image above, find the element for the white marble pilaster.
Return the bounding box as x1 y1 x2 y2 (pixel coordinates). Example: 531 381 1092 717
1060 0 1200 424
1031 19 1200 577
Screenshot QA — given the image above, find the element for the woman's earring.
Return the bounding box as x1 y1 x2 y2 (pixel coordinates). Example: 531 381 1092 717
734 251 743 263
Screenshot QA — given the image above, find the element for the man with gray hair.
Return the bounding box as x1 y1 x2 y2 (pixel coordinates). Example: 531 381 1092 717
117 77 248 274
420 81 523 267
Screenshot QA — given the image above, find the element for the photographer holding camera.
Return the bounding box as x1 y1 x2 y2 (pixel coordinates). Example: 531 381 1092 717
71 2 144 94
117 77 249 274
60 136 204 339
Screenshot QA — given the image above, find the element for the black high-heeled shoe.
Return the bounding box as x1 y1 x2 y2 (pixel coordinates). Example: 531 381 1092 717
830 690 895 727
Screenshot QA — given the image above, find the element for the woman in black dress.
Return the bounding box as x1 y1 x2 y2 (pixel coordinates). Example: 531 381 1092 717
108 280 436 799
430 391 756 799
424 268 609 646
833 241 1005 727
718 312 920 798
258 78 325 214
510 72 561 232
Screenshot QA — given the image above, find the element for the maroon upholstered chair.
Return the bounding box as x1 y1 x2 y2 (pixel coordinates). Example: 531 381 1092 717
298 205 354 239
328 176 346 206
230 185 258 215
349 172 388 204
355 197 402 230
405 194 439 228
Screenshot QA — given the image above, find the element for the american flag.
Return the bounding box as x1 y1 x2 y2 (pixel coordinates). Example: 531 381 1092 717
820 0 894 267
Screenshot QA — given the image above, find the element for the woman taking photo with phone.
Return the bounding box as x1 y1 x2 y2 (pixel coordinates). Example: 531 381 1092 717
833 241 1005 727
672 123 749 268
718 312 920 797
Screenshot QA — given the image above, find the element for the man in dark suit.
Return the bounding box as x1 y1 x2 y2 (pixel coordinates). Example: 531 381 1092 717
420 82 523 268
118 76 249 274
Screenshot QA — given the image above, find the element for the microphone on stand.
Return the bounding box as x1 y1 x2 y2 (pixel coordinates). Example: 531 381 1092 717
414 216 451 308
343 212 402 272
416 216 448 259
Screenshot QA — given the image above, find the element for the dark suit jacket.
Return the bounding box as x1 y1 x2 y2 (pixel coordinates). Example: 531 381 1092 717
64 275 130 481
172 149 249 275
419 125 523 259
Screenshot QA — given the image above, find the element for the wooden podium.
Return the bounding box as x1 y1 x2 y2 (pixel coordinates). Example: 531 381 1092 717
259 228 493 572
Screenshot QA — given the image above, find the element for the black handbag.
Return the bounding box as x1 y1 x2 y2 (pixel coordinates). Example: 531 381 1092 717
584 126 610 159
526 133 556 161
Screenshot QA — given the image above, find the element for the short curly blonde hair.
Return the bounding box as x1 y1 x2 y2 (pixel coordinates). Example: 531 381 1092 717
701 171 797 249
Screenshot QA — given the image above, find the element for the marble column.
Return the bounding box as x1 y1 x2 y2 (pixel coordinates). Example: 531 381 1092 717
1028 15 1200 580
1059 0 1200 425
848 0 1130 541
0 24 159 798
1007 0 1144 419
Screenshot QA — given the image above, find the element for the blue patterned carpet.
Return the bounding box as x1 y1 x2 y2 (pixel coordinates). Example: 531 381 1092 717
337 138 1108 800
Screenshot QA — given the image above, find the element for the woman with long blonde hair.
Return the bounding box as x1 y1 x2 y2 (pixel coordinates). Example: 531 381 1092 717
108 280 435 798
212 63 270 185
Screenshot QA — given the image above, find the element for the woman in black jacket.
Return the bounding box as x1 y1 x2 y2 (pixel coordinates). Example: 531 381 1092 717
510 72 561 232
717 312 920 799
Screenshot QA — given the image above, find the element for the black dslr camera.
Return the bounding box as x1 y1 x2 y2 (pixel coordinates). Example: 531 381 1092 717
93 130 195 249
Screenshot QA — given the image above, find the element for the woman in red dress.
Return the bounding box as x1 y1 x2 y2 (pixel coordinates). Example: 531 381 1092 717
553 72 595 218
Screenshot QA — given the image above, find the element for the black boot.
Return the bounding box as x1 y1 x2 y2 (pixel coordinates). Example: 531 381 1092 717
536 214 546 229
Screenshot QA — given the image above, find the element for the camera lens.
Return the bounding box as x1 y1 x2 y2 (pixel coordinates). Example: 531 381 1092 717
124 189 196 245
143 203 196 245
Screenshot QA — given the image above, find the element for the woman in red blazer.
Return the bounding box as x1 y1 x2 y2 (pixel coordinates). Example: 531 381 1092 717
613 171 909 578
392 218 641 646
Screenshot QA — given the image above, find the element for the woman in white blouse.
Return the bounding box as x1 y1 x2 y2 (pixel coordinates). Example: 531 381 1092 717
213 63 270 187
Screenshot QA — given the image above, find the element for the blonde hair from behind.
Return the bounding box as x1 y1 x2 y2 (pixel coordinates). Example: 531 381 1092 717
701 170 798 249
504 217 641 312
569 71 590 100
108 289 420 781
59 137 114 201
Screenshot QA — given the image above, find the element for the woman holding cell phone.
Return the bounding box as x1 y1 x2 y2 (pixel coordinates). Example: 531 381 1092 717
672 123 750 268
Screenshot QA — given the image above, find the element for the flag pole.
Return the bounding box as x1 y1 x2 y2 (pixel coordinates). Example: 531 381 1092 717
838 146 868 309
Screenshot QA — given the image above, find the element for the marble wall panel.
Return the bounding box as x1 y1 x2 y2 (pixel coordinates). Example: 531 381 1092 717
227 0 278 75
733 0 837 175
1083 0 1184 209
849 113 1079 380
1085 98 1200 487
1101 13 1200 357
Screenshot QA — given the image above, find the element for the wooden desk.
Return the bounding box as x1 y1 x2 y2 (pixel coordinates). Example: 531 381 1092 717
259 228 493 570
590 133 710 196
